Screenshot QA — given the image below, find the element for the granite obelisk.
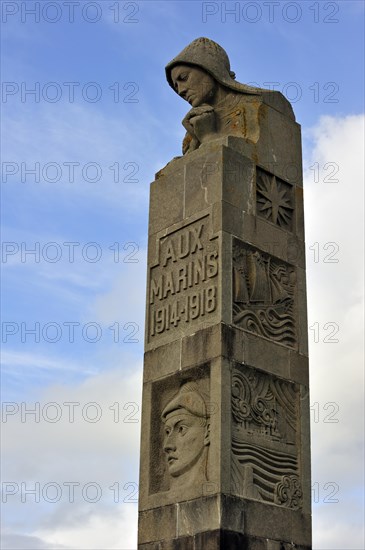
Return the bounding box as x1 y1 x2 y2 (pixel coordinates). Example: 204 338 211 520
138 38 311 549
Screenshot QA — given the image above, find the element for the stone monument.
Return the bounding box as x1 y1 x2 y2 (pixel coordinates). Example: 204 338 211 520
138 37 311 549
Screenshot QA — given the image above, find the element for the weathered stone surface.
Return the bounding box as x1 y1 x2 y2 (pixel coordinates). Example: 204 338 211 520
180 324 222 368
222 324 292 380
241 498 311 544
149 168 185 235
289 354 309 388
143 339 181 383
138 494 312 547
138 38 310 549
138 505 177 544
139 533 312 550
299 386 312 514
296 267 309 356
177 496 221 536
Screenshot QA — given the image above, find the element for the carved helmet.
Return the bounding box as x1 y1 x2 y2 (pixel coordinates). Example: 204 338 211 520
161 382 208 421
165 37 262 96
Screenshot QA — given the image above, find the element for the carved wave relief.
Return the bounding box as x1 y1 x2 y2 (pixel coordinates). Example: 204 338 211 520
231 366 302 510
232 240 297 348
231 439 302 510
232 368 298 441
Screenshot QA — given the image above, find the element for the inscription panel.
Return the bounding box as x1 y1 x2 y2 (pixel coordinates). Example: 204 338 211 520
147 214 219 345
232 238 297 349
231 364 302 510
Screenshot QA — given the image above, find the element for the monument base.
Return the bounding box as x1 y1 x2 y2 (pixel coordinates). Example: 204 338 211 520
138 492 311 549
140 532 311 550
138 470 312 550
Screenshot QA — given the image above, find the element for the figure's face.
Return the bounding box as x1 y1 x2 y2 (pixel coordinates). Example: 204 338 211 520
163 412 209 477
170 64 217 107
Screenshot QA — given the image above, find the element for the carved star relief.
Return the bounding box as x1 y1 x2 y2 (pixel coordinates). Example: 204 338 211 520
256 171 294 229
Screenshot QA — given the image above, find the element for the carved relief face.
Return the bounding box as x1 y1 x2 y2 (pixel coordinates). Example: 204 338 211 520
170 64 217 107
163 411 210 477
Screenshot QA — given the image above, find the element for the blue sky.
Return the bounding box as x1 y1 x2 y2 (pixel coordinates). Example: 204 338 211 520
1 1 364 548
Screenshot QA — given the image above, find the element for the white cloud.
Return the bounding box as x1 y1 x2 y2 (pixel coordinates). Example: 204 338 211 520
304 114 364 549
34 505 137 550
2 365 142 471
1 532 68 549
1 350 97 375
89 248 147 328
2 364 142 549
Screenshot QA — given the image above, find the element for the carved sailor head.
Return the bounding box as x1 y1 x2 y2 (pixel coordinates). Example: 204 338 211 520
165 38 294 154
165 38 263 154
161 382 210 488
165 37 262 101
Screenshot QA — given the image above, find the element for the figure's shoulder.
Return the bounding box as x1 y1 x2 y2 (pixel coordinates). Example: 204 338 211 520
218 90 295 121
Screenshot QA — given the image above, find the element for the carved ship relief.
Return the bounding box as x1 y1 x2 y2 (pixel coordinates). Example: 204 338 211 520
232 240 297 348
231 366 302 510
